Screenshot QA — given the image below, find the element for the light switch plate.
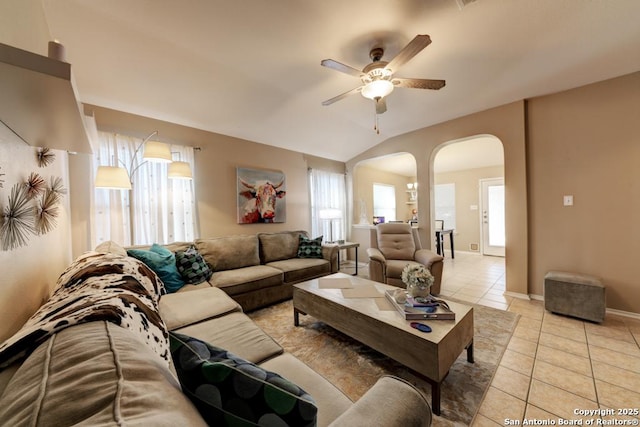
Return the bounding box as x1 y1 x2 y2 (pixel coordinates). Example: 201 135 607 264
563 195 574 206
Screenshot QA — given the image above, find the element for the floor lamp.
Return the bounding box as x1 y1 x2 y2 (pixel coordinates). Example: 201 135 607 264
319 208 342 243
95 131 192 245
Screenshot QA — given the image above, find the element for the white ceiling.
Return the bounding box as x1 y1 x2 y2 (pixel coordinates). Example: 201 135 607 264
39 0 640 162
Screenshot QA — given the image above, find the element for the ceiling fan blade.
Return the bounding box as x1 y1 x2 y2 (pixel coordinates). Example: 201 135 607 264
392 78 445 90
375 98 387 114
322 86 363 106
384 34 432 74
321 59 363 77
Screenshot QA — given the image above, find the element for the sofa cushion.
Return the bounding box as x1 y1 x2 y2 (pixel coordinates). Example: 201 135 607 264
196 235 260 271
0 322 206 426
258 230 306 263
174 311 283 364
266 258 331 284
95 240 127 257
175 246 213 284
128 243 186 293
297 235 324 259
209 265 283 296
169 332 317 427
260 353 352 427
159 287 241 331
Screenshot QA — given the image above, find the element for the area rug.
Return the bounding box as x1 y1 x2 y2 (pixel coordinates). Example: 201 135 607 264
248 298 519 426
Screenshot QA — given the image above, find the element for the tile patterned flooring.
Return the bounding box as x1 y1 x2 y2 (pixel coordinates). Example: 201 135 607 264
435 252 640 426
343 252 640 425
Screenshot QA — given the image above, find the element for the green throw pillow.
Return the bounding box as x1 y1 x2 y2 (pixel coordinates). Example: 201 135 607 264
175 246 213 284
127 243 185 293
169 332 317 427
297 235 323 259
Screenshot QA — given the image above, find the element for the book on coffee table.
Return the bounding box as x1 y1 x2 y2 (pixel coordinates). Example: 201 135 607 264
384 290 456 321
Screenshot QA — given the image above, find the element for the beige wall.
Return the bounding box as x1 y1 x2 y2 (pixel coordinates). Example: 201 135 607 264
353 164 417 225
0 131 73 342
434 165 504 254
79 105 345 244
0 0 74 342
526 72 640 313
347 102 528 296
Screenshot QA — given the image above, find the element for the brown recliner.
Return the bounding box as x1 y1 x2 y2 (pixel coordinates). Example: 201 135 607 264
366 223 444 295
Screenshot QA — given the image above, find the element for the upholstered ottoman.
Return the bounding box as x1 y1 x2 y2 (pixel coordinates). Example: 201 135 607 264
544 271 605 323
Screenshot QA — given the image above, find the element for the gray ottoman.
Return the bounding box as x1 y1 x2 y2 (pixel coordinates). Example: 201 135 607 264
544 271 605 323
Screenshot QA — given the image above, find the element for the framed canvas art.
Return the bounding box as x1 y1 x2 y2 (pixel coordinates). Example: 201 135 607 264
237 167 286 224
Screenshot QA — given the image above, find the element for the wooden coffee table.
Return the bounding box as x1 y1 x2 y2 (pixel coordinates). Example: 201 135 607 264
293 273 474 415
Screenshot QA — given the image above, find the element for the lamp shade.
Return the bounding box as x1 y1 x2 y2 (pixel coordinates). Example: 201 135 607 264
361 80 394 100
168 161 193 180
143 141 172 163
319 208 342 220
95 166 132 189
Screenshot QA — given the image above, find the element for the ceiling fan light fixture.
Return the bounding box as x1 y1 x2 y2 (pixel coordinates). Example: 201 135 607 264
361 80 394 100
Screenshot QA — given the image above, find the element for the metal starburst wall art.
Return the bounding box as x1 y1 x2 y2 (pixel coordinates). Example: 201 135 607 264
0 183 36 251
36 147 56 168
25 172 46 199
34 188 60 235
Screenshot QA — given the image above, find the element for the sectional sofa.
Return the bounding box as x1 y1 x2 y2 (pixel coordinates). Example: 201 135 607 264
0 243 432 426
129 230 340 312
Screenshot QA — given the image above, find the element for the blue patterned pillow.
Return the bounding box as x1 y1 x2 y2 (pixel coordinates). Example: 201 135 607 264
297 235 323 259
127 244 185 293
169 332 317 426
175 246 213 284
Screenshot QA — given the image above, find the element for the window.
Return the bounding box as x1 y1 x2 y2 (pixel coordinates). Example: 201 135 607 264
93 132 196 246
373 183 396 222
434 183 456 230
309 169 346 242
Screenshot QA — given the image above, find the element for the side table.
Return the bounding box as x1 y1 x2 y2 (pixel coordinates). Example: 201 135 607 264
333 241 360 275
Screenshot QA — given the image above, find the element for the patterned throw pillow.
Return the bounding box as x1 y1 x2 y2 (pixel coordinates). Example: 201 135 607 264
169 332 317 426
297 235 323 259
175 246 213 284
127 244 185 293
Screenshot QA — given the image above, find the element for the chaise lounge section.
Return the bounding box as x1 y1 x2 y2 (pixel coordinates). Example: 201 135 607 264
0 247 432 426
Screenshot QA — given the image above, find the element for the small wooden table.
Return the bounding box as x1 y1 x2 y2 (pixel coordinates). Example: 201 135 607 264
334 241 360 276
293 273 474 415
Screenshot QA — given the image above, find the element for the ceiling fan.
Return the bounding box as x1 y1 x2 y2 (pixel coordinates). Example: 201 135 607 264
321 34 445 118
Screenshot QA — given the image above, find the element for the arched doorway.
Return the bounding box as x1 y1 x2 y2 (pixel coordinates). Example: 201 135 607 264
431 135 504 257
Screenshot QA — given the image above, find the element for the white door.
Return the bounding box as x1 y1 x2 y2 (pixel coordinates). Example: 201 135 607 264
480 178 505 257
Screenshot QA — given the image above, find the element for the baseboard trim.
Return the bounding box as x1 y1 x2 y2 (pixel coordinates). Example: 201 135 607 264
504 291 530 300
604 307 640 320
528 294 640 319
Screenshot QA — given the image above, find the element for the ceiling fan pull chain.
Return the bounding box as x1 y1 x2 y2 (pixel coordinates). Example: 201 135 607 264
374 109 380 134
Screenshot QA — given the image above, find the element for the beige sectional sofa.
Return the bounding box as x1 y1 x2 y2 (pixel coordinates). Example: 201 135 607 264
0 249 432 426
138 230 339 312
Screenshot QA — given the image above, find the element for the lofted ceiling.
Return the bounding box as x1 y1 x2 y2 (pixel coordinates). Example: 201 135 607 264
39 0 640 162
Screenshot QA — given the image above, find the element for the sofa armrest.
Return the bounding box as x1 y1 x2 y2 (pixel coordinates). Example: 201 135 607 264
322 243 339 273
414 249 442 269
366 248 386 284
159 287 241 331
366 247 385 264
329 376 432 427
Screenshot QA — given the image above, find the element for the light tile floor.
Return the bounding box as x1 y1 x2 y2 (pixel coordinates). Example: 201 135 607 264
342 254 640 425
432 252 640 427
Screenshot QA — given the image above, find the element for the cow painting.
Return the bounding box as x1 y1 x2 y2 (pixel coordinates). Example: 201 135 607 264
237 168 286 224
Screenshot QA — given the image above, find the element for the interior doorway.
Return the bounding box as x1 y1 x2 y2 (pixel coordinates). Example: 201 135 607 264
480 177 505 257
432 135 504 257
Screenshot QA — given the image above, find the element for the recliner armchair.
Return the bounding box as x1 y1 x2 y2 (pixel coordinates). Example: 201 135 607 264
367 223 444 295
